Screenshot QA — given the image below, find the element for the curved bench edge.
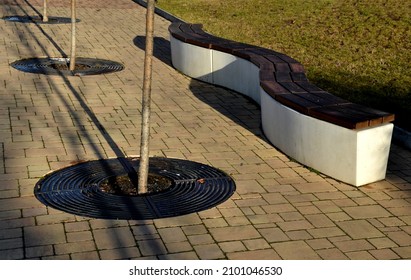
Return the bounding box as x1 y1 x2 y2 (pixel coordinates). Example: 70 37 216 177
168 23 394 186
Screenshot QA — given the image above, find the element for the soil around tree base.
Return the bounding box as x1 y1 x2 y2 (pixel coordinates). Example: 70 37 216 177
99 173 173 196
50 63 91 71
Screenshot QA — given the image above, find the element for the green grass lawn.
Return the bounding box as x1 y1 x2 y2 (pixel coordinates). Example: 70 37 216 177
157 0 411 130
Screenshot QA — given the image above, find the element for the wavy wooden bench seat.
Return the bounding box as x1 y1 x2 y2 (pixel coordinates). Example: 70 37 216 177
169 22 395 186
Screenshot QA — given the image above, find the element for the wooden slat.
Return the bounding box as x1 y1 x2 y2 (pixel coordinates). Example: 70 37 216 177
278 82 306 93
275 93 317 115
260 80 289 97
310 104 385 129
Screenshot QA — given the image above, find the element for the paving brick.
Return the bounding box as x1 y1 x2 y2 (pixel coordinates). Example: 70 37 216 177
182 225 208 235
369 249 400 260
158 227 187 243
0 238 23 250
194 244 225 259
131 224 157 236
316 248 348 260
293 182 337 193
67 231 93 242
345 251 375 260
313 201 342 213
337 220 384 239
188 234 214 245
308 226 346 239
71 251 100 260
25 245 54 258
36 212 77 225
89 219 130 229
226 216 250 226
247 213 283 225
209 225 261 242
378 217 406 227
166 241 193 253
227 249 280 260
262 203 296 214
64 221 90 232
198 208 222 219
24 224 66 246
93 227 136 250
279 211 304 221
203 218 229 228
99 247 141 260
219 207 244 217
235 198 268 207
0 248 24 260
273 241 320 260
54 241 96 255
277 220 313 231
343 205 392 219
158 251 199 260
286 230 313 240
333 239 375 252
368 237 399 249
386 231 411 246
306 238 334 250
138 239 167 256
305 214 336 228
326 212 352 222
295 204 322 215
243 238 271 250
259 227 289 243
154 214 202 228
0 228 22 242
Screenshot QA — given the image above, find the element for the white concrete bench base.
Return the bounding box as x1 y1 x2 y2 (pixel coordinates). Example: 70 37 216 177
261 92 393 186
170 34 393 186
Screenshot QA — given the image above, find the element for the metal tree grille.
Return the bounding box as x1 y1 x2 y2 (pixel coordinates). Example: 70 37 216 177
11 57 124 76
2 15 77 24
34 157 236 220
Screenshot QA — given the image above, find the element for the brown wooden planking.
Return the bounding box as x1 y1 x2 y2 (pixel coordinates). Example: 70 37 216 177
310 104 387 129
260 80 289 96
275 93 319 115
291 72 308 82
295 81 326 93
278 82 307 93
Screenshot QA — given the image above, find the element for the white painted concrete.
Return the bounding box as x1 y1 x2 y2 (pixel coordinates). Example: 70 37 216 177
211 51 261 104
260 91 393 186
170 36 213 83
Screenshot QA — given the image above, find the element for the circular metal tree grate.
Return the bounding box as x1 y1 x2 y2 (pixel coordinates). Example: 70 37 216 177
10 57 124 76
2 15 78 24
34 157 236 220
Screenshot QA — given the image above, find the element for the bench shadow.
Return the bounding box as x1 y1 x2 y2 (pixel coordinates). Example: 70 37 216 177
189 78 267 141
133 35 270 145
133 36 173 67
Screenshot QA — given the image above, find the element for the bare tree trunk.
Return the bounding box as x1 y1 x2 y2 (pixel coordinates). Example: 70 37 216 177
69 0 76 71
138 0 156 194
43 0 48 22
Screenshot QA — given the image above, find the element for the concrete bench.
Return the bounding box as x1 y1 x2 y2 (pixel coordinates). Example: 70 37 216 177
168 22 395 186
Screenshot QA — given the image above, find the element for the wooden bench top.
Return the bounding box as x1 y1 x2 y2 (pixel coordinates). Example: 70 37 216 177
169 22 395 129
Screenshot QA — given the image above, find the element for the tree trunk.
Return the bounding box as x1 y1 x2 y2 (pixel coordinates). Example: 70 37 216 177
138 0 156 194
43 0 48 22
69 0 77 71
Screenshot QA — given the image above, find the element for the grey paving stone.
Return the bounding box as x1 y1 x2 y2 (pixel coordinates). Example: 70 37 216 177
24 224 66 247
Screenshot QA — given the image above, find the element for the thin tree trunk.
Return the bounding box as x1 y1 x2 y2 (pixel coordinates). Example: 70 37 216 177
69 0 76 71
138 0 156 194
43 0 48 22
